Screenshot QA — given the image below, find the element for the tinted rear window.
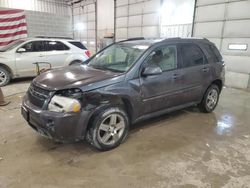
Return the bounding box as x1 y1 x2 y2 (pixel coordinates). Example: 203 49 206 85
210 45 222 62
68 41 87 50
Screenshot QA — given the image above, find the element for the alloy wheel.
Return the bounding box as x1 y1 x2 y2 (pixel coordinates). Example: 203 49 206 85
97 114 125 145
206 88 218 110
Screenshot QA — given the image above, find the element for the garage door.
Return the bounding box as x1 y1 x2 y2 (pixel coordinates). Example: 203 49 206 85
193 0 250 89
73 2 97 53
115 0 161 41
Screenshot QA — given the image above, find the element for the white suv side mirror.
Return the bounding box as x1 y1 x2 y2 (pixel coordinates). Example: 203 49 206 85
17 48 26 53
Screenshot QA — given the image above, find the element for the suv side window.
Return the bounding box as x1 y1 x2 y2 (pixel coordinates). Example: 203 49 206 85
21 41 46 52
146 45 177 71
181 44 204 68
47 41 70 51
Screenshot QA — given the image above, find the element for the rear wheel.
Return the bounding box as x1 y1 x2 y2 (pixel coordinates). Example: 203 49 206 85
0 67 11 87
199 84 220 113
86 107 129 151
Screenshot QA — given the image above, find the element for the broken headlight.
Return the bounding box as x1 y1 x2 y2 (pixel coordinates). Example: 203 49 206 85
48 89 83 113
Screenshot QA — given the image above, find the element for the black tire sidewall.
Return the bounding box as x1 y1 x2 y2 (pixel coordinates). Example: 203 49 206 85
0 67 10 87
202 85 220 113
89 107 129 151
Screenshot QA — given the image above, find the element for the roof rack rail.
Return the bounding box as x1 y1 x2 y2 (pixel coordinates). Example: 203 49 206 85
117 37 145 43
35 36 73 40
162 37 181 42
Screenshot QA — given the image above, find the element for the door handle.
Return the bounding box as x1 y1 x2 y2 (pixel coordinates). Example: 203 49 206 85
202 67 210 72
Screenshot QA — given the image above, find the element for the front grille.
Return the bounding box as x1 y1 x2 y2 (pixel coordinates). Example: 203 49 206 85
28 83 51 108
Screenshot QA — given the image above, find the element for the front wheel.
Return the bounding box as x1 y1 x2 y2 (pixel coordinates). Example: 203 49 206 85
0 67 11 87
199 84 220 113
86 107 129 151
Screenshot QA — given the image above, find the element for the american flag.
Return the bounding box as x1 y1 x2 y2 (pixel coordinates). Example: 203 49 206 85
0 9 28 47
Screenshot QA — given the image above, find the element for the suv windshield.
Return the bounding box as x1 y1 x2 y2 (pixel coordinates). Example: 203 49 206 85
88 43 149 72
0 40 25 52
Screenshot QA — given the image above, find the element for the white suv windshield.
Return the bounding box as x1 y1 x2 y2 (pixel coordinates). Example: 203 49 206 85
0 40 25 52
88 43 149 72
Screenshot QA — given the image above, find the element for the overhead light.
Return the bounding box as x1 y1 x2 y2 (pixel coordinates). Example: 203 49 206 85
228 44 247 51
75 23 85 31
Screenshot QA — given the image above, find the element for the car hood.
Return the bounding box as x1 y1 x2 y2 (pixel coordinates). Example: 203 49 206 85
33 65 125 91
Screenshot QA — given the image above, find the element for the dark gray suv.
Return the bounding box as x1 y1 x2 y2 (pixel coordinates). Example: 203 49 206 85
21 38 225 151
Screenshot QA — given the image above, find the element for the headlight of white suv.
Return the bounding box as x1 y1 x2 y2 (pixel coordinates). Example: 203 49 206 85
48 95 81 113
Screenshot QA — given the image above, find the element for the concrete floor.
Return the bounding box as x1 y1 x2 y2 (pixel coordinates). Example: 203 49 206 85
0 79 250 188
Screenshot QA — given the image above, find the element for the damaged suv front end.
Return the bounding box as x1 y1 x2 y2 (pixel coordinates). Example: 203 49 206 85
21 64 126 143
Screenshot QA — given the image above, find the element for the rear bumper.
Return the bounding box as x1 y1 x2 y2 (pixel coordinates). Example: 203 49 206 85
21 95 91 143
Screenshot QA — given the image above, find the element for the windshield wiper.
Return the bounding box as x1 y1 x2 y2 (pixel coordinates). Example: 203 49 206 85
89 65 124 73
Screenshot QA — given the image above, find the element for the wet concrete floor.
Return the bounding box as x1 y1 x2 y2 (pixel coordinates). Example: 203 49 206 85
0 80 250 188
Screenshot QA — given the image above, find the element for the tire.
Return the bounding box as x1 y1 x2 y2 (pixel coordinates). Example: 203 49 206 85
86 107 129 151
69 60 82 66
0 66 11 87
199 84 220 113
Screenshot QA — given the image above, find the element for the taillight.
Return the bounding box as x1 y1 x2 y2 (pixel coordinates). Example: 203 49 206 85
85 50 91 57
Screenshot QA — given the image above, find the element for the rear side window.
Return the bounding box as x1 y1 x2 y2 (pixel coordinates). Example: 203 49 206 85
68 41 87 50
47 41 69 51
210 45 222 62
180 44 204 68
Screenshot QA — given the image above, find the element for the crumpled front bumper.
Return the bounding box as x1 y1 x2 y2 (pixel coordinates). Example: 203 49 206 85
21 95 91 143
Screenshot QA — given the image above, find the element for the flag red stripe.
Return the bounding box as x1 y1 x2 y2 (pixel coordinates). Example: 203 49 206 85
0 9 23 15
0 40 15 46
0 22 27 30
0 15 26 22
0 30 27 38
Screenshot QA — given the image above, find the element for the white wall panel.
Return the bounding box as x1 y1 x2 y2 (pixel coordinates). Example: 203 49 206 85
221 38 250 56
143 0 160 13
116 0 128 7
128 15 142 27
197 0 226 6
128 27 142 37
225 71 249 89
142 26 158 38
195 4 225 22
227 1 250 20
116 28 128 39
194 22 223 38
224 20 250 38
117 17 128 27
129 3 143 15
224 56 250 74
116 6 128 17
143 13 159 26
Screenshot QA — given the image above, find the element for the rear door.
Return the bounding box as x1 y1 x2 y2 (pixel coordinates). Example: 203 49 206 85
179 43 209 103
44 41 71 68
140 44 184 114
15 41 47 77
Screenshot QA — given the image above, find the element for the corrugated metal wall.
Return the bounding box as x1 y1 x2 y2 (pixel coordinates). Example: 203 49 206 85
193 0 250 89
0 0 70 15
72 1 97 53
115 0 161 41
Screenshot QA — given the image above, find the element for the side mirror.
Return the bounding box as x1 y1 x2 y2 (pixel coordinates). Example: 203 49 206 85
17 48 26 53
142 66 162 76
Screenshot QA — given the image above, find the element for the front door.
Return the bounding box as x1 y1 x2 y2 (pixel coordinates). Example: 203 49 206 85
15 41 46 77
139 44 183 114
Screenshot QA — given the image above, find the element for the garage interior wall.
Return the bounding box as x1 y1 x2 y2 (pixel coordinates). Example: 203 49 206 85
193 0 250 90
0 0 72 38
72 0 97 53
115 0 161 41
160 0 194 38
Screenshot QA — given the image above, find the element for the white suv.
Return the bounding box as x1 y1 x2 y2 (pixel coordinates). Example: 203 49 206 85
0 37 91 86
